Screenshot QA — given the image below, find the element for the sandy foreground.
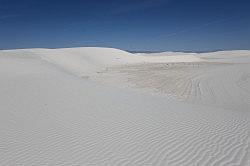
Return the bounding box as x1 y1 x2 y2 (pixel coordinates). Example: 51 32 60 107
0 47 249 166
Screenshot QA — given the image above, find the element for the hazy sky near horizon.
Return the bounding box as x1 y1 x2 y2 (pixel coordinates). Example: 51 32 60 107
0 0 250 51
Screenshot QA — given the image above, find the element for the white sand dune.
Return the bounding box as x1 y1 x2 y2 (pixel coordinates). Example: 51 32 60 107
0 47 249 166
0 47 202 77
97 62 250 112
200 50 250 63
95 50 250 112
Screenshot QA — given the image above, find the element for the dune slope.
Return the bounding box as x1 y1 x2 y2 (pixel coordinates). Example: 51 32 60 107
0 47 203 77
95 50 250 112
0 48 249 166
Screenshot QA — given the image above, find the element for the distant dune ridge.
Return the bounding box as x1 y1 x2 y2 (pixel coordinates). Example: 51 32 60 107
0 47 202 76
0 47 249 166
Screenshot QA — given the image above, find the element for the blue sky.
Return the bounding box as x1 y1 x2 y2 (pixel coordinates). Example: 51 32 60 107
0 0 250 51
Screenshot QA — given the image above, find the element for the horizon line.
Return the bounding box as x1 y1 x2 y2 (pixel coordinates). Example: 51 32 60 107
1 46 250 54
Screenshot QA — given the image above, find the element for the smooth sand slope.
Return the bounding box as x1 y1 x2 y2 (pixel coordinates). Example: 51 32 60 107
0 48 249 166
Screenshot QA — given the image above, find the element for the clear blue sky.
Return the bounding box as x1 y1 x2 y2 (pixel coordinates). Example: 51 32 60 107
0 0 250 51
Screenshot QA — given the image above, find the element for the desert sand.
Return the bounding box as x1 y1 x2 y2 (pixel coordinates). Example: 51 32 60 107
0 47 249 166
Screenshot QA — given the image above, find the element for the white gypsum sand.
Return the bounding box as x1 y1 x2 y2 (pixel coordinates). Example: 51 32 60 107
0 47 249 166
95 62 250 112
94 50 250 112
